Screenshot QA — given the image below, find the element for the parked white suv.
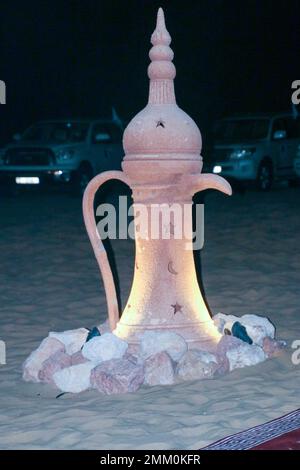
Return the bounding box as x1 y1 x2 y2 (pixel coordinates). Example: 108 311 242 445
0 117 123 195
210 113 300 190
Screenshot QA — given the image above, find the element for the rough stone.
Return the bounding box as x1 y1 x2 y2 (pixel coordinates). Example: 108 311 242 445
38 350 72 385
213 313 275 346
71 351 89 366
140 331 187 362
53 362 95 393
22 337 65 382
231 321 253 344
193 349 218 364
213 313 239 334
239 314 275 346
176 349 218 381
226 344 266 370
144 351 175 386
216 335 246 356
123 351 139 365
91 358 144 394
82 333 128 364
49 328 89 355
262 337 286 358
214 353 230 376
217 335 266 371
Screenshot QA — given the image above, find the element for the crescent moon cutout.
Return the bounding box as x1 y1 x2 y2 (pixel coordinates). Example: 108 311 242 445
168 261 178 275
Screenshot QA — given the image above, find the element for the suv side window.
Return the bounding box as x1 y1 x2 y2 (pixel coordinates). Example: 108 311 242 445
283 117 300 139
91 124 112 144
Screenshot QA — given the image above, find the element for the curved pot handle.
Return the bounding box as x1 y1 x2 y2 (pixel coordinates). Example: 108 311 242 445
187 173 232 196
82 170 130 331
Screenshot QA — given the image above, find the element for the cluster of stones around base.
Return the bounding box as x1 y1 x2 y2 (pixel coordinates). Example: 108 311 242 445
22 313 286 395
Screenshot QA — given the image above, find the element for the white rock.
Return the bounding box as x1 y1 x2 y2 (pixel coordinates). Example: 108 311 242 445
144 352 175 386
49 328 89 355
22 337 64 382
213 312 275 346
140 331 187 362
82 333 128 364
176 349 218 381
53 362 95 393
213 313 238 333
240 314 275 346
226 343 266 371
194 350 218 364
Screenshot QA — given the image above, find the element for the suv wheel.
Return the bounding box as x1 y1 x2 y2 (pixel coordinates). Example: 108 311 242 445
73 165 93 196
256 161 273 191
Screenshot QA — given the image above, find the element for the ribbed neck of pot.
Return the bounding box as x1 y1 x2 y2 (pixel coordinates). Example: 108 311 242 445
147 8 176 105
148 79 176 104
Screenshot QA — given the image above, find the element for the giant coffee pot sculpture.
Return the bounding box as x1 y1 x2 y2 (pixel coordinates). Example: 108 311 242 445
83 8 232 350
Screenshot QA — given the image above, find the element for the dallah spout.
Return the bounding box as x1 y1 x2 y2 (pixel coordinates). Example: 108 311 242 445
186 173 232 196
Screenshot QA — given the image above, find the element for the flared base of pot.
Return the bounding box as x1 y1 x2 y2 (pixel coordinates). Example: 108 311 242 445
113 319 221 353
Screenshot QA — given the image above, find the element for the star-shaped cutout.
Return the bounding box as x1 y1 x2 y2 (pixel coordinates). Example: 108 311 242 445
171 302 183 315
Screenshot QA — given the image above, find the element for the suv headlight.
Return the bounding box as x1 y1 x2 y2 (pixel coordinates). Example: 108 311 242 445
230 148 256 160
55 148 75 163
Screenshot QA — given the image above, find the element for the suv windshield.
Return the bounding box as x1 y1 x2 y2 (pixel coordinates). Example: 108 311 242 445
214 119 269 142
21 122 89 143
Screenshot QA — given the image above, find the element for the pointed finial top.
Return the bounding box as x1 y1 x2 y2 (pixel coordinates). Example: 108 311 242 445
151 8 171 46
148 8 176 103
123 8 202 158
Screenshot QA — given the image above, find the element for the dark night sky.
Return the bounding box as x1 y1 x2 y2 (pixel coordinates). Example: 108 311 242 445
0 0 300 149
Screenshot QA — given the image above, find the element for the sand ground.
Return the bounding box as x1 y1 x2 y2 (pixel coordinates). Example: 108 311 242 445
0 184 299 449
